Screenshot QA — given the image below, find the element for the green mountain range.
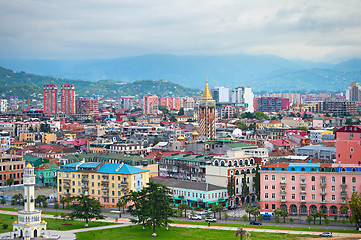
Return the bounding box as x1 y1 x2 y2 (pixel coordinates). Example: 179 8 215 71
0 66 201 99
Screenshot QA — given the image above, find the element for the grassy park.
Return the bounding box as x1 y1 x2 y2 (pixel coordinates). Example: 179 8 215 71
76 225 316 240
0 213 117 233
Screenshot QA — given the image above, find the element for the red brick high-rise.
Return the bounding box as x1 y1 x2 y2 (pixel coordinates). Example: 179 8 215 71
43 84 58 116
76 97 99 115
61 84 75 115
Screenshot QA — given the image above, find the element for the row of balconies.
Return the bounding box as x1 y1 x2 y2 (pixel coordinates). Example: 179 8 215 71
279 180 347 188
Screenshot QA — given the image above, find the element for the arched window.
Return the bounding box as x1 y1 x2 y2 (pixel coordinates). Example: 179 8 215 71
246 169 250 174
214 160 219 166
241 170 245 174
228 161 233 167
234 160 238 167
330 206 338 215
311 176 315 182
352 177 356 183
352 168 356 172
301 168 305 171
291 176 295 181
236 178 239 185
235 170 240 175
220 161 225 167
291 167 295 171
271 167 275 171
245 159 249 165
342 168 346 172
331 177 335 182
239 160 243 166
252 168 256 173
250 158 254 165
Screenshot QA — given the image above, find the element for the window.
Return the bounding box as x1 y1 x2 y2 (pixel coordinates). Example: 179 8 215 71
311 194 315 200
272 193 275 199
291 176 295 181
112 176 114 180
265 185 268 190
271 185 275 190
353 186 357 192
292 185 295 191
265 204 269 210
291 194 295 199
272 204 275 210
331 177 335 182
350 148 354 152
311 176 315 181
97 175 100 179
92 190 94 194
331 195 335 201
59 173 61 177
312 185 315 191
265 175 268 181
91 175 94 179
331 186 335 192
265 193 268 199
271 175 275 181
352 177 356 183
77 174 80 178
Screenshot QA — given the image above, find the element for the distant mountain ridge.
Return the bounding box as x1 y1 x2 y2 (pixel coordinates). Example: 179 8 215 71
0 66 200 99
0 54 360 92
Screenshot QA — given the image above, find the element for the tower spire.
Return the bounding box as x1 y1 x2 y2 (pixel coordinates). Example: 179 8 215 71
202 81 212 99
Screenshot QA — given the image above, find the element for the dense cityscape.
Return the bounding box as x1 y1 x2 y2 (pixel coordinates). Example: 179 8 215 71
0 80 359 239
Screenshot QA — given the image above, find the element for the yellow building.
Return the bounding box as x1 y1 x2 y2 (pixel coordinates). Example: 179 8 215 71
57 162 149 207
19 133 35 142
41 133 57 144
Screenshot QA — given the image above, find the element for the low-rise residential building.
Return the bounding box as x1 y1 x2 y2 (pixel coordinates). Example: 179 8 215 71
0 150 24 186
57 162 149 207
35 163 58 186
295 144 336 160
151 178 228 210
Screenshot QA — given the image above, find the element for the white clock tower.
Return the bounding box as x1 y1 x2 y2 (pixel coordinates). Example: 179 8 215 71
13 163 47 239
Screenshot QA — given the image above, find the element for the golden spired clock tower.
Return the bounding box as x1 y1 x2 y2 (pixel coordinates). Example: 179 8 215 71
13 163 47 239
199 82 216 140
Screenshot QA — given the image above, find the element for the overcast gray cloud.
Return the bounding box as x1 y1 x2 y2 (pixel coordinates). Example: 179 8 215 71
0 0 360 62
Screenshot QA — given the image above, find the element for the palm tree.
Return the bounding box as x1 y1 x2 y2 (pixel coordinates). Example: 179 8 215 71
235 227 247 240
60 196 66 209
245 206 253 220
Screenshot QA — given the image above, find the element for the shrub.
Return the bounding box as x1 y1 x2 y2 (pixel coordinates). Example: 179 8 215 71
11 200 16 205
3 224 8 229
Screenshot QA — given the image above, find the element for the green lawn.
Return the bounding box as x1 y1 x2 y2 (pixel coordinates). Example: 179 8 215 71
0 206 66 216
0 214 118 233
173 220 361 234
76 225 318 240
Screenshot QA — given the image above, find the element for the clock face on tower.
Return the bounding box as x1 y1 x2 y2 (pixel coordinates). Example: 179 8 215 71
30 178 35 183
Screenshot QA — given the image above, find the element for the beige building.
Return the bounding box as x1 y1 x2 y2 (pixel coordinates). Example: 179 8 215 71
41 133 57 144
57 161 149 207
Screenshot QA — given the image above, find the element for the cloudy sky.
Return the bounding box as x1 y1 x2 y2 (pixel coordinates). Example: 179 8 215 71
0 0 360 62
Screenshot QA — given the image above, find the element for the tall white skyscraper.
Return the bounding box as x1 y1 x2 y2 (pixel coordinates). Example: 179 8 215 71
210 87 230 102
233 87 254 112
346 82 361 102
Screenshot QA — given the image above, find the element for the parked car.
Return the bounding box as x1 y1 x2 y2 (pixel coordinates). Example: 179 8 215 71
319 232 332 237
189 214 202 220
126 208 135 213
205 217 217 222
249 221 262 225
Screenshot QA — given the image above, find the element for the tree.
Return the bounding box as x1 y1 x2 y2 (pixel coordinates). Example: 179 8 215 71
216 204 224 219
6 178 14 186
152 136 160 147
211 205 218 218
348 191 361 229
59 196 66 209
40 123 51 133
36 195 47 208
310 210 318 224
254 111 269 120
178 108 184 116
289 217 294 227
306 215 313 228
252 207 260 221
227 176 235 207
125 182 174 237
169 115 177 122
324 216 330 229
280 208 289 223
241 173 249 196
0 198 6 204
70 194 104 227
254 164 260 200
245 206 253 221
298 126 308 131
177 202 189 218
65 195 73 209
117 199 127 214
235 227 247 240
317 210 324 225
224 212 229 224
13 194 23 205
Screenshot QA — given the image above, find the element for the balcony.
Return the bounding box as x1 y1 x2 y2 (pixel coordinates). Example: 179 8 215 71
64 192 70 195
101 179 109 183
121 181 128 186
81 178 88 182
300 181 306 186
101 186 109 190
82 185 88 189
63 179 70 183
321 199 327 203
121 188 129 192
320 181 326 187
280 190 286 195
300 190 306 195
341 191 347 196
341 199 347 204
101 181 109 186
341 182 347 188
300 199 306 203
280 180 286 186
102 194 109 198
64 184 70 189
281 198 287 202
320 191 326 195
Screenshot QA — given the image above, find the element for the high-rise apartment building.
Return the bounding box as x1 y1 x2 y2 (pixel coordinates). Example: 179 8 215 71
43 84 58 116
0 99 8 113
211 87 230 103
346 82 361 101
75 97 99 115
118 97 133 109
60 84 75 115
142 95 159 115
233 87 254 112
256 97 289 113
181 97 195 109
199 82 216 140
159 97 181 111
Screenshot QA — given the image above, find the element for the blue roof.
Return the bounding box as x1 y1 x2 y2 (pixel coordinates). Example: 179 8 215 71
289 163 321 167
81 162 101 168
96 163 148 174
